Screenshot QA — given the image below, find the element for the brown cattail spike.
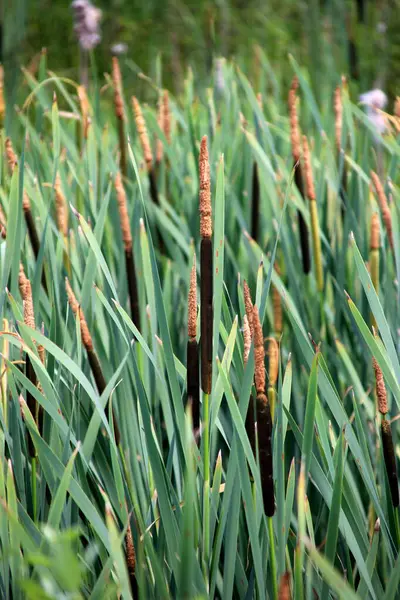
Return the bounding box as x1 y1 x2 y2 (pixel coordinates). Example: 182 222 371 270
253 305 265 395
5 138 17 173
156 94 165 164
334 85 343 153
112 57 124 121
54 173 69 237
370 212 380 251
132 97 153 171
289 77 301 163
373 357 388 415
199 136 212 239
268 338 279 388
243 280 254 336
370 171 393 251
256 391 275 516
188 254 197 340
125 522 136 589
77 85 91 139
65 278 93 351
243 315 251 366
278 572 291 600
162 90 171 145
381 418 399 507
115 172 132 252
302 136 316 202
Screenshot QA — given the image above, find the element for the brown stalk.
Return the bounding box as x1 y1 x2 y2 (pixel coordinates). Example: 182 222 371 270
288 78 311 274
187 255 199 431
19 267 37 457
199 135 213 394
114 172 140 329
65 278 121 444
112 57 127 178
370 171 394 251
253 305 275 516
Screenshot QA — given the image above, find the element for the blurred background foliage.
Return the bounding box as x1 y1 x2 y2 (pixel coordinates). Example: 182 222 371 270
1 0 400 110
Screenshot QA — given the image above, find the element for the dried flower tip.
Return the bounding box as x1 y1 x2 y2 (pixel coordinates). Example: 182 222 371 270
188 254 197 340
112 56 124 121
162 90 171 145
77 85 91 138
373 357 388 414
125 522 136 579
288 78 301 162
268 338 279 387
54 173 69 237
23 280 35 330
199 135 212 238
334 85 343 152
243 315 251 366
243 280 254 336
156 94 165 164
278 572 291 600
302 136 315 201
370 171 393 250
65 278 93 351
370 212 380 251
114 171 132 251
132 96 153 171
5 138 17 173
253 305 265 394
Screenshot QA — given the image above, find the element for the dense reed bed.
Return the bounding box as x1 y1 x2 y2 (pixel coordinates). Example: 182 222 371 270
0 54 399 599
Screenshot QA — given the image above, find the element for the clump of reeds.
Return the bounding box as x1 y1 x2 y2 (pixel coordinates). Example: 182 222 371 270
253 305 275 517
370 171 394 251
65 278 121 444
373 356 399 507
288 77 311 274
114 171 140 330
187 254 199 432
112 57 127 178
199 135 213 395
19 266 38 458
303 135 323 293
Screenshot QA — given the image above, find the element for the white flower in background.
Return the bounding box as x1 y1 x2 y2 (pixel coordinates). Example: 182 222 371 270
215 58 226 94
111 43 128 56
71 0 102 51
359 89 388 135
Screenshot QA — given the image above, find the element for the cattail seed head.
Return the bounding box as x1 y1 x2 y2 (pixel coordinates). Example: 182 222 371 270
370 212 380 251
112 56 125 121
199 135 212 239
381 418 399 507
132 96 153 171
114 171 132 252
289 77 301 163
188 254 197 340
5 137 17 173
334 85 343 153
65 278 93 351
156 94 165 164
243 315 251 366
253 305 265 395
77 85 91 138
373 357 388 415
19 270 35 330
268 337 279 387
243 280 254 336
302 136 315 202
125 522 136 580
370 171 393 250
162 90 171 145
278 572 291 600
22 191 31 213
54 173 69 237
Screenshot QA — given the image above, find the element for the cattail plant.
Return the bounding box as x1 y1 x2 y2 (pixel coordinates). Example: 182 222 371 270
112 57 127 178
303 135 323 293
243 314 255 459
268 337 279 421
373 356 399 507
65 278 121 444
114 171 140 330
125 521 137 596
132 96 160 209
77 85 91 140
54 173 71 276
243 279 254 336
370 212 380 328
253 305 275 517
199 135 213 396
5 138 46 291
187 254 199 432
288 77 311 274
370 171 393 251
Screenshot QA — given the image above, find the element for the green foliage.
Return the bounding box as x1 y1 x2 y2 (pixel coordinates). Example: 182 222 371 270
0 50 399 599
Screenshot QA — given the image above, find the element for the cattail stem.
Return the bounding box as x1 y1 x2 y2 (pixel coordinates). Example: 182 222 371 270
87 348 121 445
381 418 399 507
267 516 278 600
251 162 260 241
303 136 323 293
202 391 210 579
200 237 213 394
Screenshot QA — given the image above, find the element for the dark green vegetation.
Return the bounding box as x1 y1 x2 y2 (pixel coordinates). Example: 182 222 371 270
0 28 399 600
